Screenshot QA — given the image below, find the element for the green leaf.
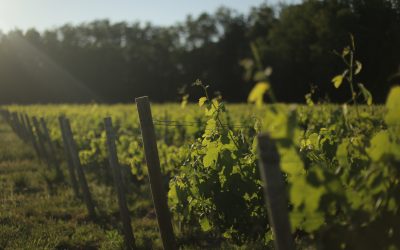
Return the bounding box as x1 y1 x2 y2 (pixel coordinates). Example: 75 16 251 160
181 94 189 108
336 139 349 167
367 130 390 161
355 60 362 75
247 82 270 107
203 142 219 168
391 143 400 161
203 119 217 138
308 133 320 150
385 86 400 126
342 46 350 57
302 212 325 233
358 83 372 105
205 105 217 117
290 167 326 215
199 217 212 232
332 74 344 88
263 106 299 140
198 97 207 107
168 184 179 206
279 146 304 176
289 211 303 232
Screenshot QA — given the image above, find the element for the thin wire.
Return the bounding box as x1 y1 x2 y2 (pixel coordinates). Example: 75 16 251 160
153 119 248 128
153 123 248 129
153 119 199 125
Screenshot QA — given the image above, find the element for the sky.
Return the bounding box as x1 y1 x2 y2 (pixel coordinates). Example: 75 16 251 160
0 0 299 32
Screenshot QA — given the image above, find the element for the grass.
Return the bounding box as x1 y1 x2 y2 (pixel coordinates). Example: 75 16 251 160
0 114 265 250
0 117 162 250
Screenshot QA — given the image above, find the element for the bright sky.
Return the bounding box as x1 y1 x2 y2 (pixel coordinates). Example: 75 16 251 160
0 0 299 32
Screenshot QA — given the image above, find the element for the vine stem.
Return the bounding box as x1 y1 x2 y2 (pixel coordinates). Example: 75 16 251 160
201 85 241 150
199 84 249 176
348 50 360 118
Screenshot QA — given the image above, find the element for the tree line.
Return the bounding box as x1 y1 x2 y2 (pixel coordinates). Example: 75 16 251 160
0 0 399 104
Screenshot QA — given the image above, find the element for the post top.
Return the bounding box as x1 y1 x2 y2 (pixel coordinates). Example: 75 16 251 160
135 96 149 103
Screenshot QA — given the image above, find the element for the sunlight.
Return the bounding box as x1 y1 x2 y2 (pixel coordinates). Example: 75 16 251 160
0 1 399 249
8 34 101 101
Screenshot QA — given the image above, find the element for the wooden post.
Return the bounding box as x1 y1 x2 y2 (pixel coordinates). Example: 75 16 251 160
163 110 169 144
257 133 294 250
40 117 63 179
11 112 22 138
18 113 29 142
24 114 42 160
135 96 177 250
16 113 26 140
104 117 136 250
32 116 50 168
9 112 17 133
59 116 80 198
61 117 96 219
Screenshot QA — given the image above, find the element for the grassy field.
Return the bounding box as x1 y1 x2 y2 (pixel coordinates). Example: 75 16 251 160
1 95 399 249
0 115 165 250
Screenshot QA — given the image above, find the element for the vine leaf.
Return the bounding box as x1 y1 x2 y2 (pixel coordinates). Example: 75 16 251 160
181 94 189 108
358 83 372 105
342 46 350 57
332 74 344 88
248 81 270 107
203 142 219 168
355 60 362 75
367 131 390 161
199 97 208 107
385 86 400 126
279 146 304 176
199 217 212 231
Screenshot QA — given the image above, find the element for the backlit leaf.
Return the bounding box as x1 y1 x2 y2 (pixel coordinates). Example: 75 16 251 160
367 130 390 161
181 94 189 108
355 60 362 75
385 86 400 126
248 82 270 107
199 97 207 107
332 74 344 88
358 83 372 105
199 217 212 232
203 142 219 168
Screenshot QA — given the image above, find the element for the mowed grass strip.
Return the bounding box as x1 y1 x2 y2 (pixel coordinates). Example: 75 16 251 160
0 117 162 250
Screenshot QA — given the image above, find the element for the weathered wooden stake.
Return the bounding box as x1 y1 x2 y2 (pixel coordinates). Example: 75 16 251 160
18 113 30 142
135 96 177 250
104 117 137 250
257 133 294 250
40 117 63 179
61 117 96 219
32 116 50 168
59 116 80 198
9 112 17 133
24 114 42 160
11 112 22 138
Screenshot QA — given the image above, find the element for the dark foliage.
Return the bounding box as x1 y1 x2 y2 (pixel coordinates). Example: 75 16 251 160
0 0 399 104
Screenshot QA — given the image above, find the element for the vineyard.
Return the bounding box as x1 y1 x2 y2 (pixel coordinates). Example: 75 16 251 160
0 82 399 249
